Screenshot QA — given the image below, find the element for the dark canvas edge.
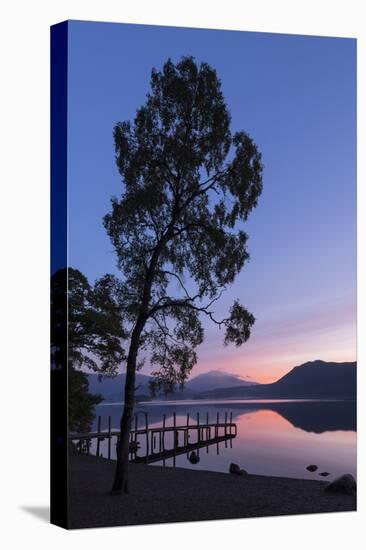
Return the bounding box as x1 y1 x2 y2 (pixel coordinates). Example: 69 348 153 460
50 20 69 529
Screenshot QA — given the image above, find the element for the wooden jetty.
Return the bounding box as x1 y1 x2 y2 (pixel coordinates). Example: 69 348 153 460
69 411 237 464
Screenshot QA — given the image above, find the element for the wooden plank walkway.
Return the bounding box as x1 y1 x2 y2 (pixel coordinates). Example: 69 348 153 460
69 423 236 440
69 411 237 464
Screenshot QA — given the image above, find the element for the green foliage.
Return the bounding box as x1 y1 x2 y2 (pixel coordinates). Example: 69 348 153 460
68 368 102 433
104 56 263 395
51 268 126 431
51 268 126 376
224 300 255 347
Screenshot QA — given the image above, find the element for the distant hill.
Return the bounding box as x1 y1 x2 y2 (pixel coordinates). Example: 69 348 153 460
185 370 258 393
87 372 152 403
88 361 355 402
196 361 356 400
87 369 257 402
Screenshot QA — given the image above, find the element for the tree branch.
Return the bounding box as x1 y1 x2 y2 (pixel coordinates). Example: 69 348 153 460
147 288 227 327
160 270 191 299
198 168 229 192
151 313 182 346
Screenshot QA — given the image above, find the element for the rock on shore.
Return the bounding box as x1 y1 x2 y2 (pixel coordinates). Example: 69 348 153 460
324 474 356 496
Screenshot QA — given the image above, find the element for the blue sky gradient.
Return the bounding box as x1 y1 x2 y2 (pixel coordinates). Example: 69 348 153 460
67 21 356 382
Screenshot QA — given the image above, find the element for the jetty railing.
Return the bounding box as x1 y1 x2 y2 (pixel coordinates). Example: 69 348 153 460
69 411 237 465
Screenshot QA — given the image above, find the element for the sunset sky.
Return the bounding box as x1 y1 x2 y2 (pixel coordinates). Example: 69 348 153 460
67 21 356 384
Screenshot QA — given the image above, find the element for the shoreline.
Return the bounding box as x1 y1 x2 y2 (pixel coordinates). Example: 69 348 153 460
68 454 356 529
97 398 356 405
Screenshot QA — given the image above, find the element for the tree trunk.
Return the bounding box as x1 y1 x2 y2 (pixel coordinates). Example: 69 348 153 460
111 225 176 494
111 331 139 494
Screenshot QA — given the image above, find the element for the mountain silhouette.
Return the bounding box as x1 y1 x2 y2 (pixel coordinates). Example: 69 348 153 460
185 370 258 393
87 369 256 402
88 372 152 402
196 361 356 400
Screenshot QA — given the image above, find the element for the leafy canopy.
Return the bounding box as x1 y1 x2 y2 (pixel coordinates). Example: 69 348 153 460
51 267 126 376
104 56 263 394
68 368 103 433
51 268 126 430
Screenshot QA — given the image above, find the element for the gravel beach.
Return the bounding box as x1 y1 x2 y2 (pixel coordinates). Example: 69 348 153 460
68 454 356 529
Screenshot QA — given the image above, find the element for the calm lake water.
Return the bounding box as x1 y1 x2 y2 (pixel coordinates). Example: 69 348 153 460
92 399 356 481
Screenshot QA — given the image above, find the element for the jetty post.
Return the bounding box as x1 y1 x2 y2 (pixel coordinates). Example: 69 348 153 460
186 413 190 457
145 412 149 464
229 412 233 447
162 413 166 465
197 412 200 443
224 412 228 448
216 412 219 454
173 412 177 467
96 415 101 457
196 412 200 458
108 415 111 460
206 412 209 453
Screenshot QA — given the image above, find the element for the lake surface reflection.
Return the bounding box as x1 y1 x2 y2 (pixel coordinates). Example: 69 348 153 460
93 400 356 481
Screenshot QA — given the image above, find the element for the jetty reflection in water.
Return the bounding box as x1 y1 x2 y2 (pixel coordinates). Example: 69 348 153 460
93 399 356 481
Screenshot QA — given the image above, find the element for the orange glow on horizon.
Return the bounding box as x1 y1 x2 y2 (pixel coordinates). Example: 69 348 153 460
194 310 356 384
195 347 357 384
